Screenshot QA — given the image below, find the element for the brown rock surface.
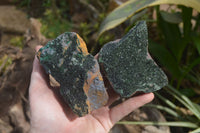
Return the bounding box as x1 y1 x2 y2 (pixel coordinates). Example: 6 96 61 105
0 15 46 133
0 6 30 34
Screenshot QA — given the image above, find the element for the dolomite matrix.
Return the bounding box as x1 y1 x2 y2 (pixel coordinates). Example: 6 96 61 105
37 32 108 116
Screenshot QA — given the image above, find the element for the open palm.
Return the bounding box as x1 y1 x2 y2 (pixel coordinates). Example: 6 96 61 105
29 46 154 133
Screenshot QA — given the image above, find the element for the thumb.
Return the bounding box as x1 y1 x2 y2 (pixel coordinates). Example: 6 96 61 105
29 45 49 91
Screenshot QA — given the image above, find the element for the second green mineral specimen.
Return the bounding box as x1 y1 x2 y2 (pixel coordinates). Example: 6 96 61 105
37 32 108 116
98 21 168 97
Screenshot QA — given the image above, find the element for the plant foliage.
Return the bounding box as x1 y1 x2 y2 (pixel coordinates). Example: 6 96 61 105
98 0 200 37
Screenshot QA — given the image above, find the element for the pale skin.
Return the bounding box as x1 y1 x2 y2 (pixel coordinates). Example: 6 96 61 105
29 46 154 133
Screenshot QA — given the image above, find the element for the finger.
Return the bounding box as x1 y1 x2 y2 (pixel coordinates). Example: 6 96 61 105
35 45 43 52
94 54 99 59
109 93 154 124
32 45 43 75
29 45 49 97
90 107 113 132
31 45 48 85
30 55 48 87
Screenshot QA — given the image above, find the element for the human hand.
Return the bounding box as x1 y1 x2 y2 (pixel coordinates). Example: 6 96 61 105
29 46 154 133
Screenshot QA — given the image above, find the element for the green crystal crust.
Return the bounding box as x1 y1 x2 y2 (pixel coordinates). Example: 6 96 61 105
98 21 168 97
37 32 108 116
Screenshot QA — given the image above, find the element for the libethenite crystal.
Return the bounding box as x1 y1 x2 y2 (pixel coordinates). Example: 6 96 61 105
98 21 168 97
37 32 108 116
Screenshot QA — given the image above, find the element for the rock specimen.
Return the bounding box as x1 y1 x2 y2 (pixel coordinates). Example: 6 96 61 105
37 21 168 116
98 21 168 97
37 32 108 116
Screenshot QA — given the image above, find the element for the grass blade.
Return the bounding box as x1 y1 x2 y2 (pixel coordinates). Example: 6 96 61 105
145 104 180 117
117 121 198 128
155 92 177 109
190 128 200 133
167 85 200 119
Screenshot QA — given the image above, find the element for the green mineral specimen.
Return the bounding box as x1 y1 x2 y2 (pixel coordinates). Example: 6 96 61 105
37 32 108 116
98 21 168 97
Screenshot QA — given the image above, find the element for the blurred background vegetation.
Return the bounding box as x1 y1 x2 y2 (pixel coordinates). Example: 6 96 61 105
0 0 200 133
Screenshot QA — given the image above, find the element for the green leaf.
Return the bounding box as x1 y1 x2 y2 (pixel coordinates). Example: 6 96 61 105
149 41 182 78
155 92 177 109
181 57 200 78
181 6 193 38
180 88 196 97
167 85 200 119
193 103 200 113
193 37 200 55
190 128 200 133
154 92 198 122
116 121 198 128
160 11 182 24
98 0 200 37
186 73 200 86
129 9 148 24
145 104 180 117
157 11 183 62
